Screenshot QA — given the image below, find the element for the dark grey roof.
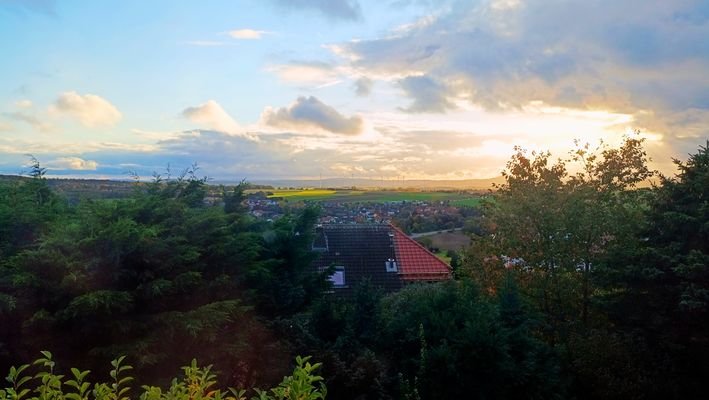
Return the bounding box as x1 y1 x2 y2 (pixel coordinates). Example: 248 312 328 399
312 224 403 296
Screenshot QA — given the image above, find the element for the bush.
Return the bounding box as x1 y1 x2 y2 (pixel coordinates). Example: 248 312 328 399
0 352 326 400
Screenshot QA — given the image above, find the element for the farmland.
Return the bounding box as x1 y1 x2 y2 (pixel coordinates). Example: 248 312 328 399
262 189 482 204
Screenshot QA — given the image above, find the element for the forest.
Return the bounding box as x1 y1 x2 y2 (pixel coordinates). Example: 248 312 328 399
1 137 708 399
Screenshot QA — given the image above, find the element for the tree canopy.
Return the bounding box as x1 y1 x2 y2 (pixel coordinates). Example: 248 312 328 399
2 140 708 399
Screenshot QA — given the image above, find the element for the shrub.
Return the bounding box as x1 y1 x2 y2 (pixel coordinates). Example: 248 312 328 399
0 352 325 400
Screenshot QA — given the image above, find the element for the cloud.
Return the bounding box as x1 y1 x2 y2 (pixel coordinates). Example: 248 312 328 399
261 96 364 135
269 0 362 20
329 0 709 143
3 110 52 132
0 121 13 132
181 100 247 137
267 61 341 85
0 104 664 180
131 128 181 141
47 157 98 170
227 29 270 39
15 99 33 108
148 127 510 180
2 99 52 132
354 76 373 96
50 91 122 127
398 75 454 113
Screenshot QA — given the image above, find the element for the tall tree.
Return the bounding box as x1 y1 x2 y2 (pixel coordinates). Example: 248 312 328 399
597 141 709 398
376 280 564 400
246 206 330 317
464 136 654 339
0 172 297 388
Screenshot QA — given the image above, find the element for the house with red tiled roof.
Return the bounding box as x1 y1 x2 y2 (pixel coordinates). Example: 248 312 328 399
311 224 451 296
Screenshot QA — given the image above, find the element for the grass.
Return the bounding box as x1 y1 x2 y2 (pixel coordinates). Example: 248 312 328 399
434 250 452 265
425 231 472 252
451 198 483 207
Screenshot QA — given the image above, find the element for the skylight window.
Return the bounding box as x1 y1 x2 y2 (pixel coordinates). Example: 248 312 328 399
329 266 345 287
386 258 398 272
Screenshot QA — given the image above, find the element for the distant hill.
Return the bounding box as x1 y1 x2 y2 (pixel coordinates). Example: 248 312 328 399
246 177 505 190
0 174 137 203
0 174 504 203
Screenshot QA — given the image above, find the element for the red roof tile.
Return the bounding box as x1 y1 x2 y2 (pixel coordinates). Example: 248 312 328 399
390 224 452 281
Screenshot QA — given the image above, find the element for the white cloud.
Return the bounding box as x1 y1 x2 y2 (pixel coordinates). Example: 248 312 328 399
131 128 181 141
181 100 256 139
227 29 269 39
261 96 364 135
47 157 99 170
267 61 341 85
50 91 122 128
15 99 33 108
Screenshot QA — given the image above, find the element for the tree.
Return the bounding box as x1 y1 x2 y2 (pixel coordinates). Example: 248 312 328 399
376 280 564 399
595 141 709 398
464 135 654 340
246 206 330 317
0 157 61 258
298 281 390 400
0 172 292 388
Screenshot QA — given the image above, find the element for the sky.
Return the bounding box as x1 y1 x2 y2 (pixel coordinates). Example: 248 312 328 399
0 0 707 181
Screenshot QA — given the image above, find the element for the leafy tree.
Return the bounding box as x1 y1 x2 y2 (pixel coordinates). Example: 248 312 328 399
446 250 461 274
464 136 654 340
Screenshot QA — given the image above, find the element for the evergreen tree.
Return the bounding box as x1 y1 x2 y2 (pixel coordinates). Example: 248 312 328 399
597 141 709 398
376 280 564 399
0 172 312 388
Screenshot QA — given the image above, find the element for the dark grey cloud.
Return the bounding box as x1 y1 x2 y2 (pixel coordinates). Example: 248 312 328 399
354 76 373 96
335 0 709 122
320 0 709 158
262 96 363 135
269 0 361 20
398 75 454 113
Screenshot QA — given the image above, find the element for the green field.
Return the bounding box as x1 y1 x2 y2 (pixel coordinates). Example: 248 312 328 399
261 189 481 204
268 189 340 200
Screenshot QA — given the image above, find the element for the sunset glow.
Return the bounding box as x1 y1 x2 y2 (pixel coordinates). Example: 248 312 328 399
1 0 707 181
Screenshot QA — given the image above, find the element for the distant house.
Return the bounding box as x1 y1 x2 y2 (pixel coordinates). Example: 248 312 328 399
311 224 451 296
